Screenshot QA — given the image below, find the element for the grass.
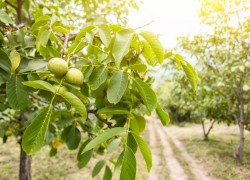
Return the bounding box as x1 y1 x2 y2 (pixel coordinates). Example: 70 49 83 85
0 136 150 180
167 122 250 180
2 122 250 179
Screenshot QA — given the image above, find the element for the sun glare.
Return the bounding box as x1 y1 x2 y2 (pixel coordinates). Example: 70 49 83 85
128 0 200 48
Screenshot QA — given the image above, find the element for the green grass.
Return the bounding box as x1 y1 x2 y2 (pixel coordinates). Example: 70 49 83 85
0 136 150 180
168 123 250 180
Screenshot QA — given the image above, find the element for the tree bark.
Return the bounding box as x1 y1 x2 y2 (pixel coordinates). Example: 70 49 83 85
235 93 245 165
16 0 24 25
19 142 31 180
201 119 215 141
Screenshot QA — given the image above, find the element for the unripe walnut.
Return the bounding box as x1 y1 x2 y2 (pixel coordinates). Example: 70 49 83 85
48 58 68 77
64 68 84 85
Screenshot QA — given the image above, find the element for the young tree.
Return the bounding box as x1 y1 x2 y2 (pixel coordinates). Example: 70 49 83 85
177 0 250 165
0 0 196 179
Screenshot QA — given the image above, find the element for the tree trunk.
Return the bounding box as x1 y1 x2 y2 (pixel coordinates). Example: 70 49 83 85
19 142 31 180
235 94 245 165
201 119 215 141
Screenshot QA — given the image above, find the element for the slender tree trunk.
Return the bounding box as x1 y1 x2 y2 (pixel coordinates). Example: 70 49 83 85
201 119 215 141
235 94 245 165
19 141 31 180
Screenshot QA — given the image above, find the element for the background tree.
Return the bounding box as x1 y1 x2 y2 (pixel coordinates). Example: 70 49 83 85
173 0 250 165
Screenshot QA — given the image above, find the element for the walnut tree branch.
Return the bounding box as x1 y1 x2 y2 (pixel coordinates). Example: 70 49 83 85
87 109 112 128
4 0 17 9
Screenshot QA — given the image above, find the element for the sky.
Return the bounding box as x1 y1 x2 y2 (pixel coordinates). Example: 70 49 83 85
128 0 201 49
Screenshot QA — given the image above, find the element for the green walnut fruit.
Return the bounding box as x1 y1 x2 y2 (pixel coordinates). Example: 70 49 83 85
48 58 68 77
64 68 83 85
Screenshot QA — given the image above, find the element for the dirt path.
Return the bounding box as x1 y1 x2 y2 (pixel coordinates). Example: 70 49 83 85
166 128 213 180
147 117 188 180
146 117 213 180
147 118 161 180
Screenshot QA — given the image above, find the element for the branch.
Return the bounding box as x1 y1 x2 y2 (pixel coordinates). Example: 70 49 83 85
88 109 112 128
29 92 49 104
63 34 69 49
4 0 17 9
133 20 155 30
16 0 25 24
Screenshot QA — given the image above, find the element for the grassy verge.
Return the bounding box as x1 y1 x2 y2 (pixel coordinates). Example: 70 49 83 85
166 134 197 180
167 123 250 180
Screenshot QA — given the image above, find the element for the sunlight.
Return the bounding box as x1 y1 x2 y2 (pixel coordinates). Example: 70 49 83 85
128 0 200 48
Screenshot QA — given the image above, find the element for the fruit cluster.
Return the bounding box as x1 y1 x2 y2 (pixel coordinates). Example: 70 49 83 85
47 58 83 86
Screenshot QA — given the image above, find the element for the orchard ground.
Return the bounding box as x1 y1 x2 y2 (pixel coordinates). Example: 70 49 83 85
1 119 250 180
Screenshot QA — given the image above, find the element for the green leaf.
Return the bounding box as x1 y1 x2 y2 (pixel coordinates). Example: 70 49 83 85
52 26 69 34
89 66 108 90
107 138 121 153
61 125 81 150
6 75 29 110
0 49 11 84
77 140 93 169
127 133 137 153
92 160 105 177
107 71 128 104
112 29 134 67
130 114 146 134
103 166 112 180
132 133 152 172
98 107 129 115
22 105 53 154
68 40 85 54
75 25 95 42
0 10 14 24
31 15 50 32
120 146 136 180
173 54 183 69
141 41 158 66
83 65 94 82
83 127 126 153
181 60 198 91
140 31 164 64
0 31 3 45
114 151 124 173
133 78 157 112
156 104 170 126
97 24 111 47
36 28 51 50
22 80 55 93
20 60 47 72
127 64 147 72
58 91 87 120
10 50 21 72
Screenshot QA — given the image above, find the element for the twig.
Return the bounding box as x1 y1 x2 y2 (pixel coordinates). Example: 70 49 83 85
29 92 49 104
4 0 17 9
133 20 155 30
88 109 112 128
64 34 69 48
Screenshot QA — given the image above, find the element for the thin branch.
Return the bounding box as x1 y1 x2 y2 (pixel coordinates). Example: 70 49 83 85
29 92 49 104
64 34 69 49
206 119 216 137
133 20 155 30
88 110 113 128
4 0 17 9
